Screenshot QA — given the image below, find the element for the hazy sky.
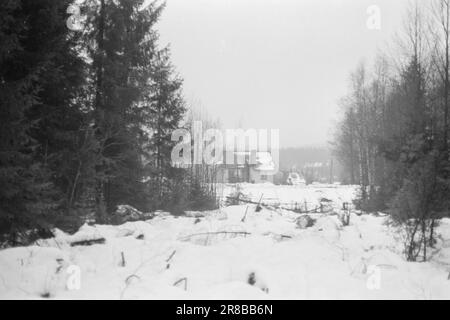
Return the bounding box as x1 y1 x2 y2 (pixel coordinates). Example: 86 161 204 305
157 0 411 148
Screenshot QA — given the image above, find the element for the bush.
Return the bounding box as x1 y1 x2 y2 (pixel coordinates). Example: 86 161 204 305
389 152 449 261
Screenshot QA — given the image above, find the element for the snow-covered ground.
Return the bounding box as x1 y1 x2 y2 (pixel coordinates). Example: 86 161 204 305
1 183 450 300
219 182 357 209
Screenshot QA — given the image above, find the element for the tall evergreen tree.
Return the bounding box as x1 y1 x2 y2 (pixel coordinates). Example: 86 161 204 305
0 0 88 237
86 0 181 217
142 48 186 210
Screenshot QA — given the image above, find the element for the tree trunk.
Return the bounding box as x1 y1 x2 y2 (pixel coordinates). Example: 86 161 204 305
94 0 107 221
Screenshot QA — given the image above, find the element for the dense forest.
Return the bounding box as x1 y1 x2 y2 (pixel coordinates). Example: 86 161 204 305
0 0 216 243
334 0 450 261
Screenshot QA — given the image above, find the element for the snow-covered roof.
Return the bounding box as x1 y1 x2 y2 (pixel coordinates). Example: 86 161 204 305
254 151 276 172
214 151 276 171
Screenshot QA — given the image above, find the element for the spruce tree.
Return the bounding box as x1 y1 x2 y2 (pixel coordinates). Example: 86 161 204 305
0 0 88 238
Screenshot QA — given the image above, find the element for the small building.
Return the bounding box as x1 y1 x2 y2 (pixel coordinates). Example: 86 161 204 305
217 151 276 184
286 172 306 186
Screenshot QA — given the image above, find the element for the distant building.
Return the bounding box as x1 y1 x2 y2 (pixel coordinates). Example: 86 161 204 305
286 172 306 186
217 151 276 183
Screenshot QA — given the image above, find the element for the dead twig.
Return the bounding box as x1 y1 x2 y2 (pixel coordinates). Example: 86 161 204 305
241 206 249 222
125 274 140 285
255 194 264 212
166 250 176 269
119 252 126 267
173 277 188 291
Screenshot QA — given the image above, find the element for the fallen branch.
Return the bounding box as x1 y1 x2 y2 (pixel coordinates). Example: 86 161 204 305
179 231 251 241
226 196 271 207
263 232 292 239
70 238 105 247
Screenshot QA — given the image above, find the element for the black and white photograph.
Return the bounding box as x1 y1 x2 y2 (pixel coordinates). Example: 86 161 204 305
1 0 450 302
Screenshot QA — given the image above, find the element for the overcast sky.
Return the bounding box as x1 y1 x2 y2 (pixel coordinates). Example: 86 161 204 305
157 0 411 148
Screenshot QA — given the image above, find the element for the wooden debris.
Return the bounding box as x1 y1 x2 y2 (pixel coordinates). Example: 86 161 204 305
70 238 105 247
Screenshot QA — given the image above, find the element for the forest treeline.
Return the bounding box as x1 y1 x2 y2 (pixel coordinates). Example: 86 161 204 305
0 0 217 242
334 1 450 261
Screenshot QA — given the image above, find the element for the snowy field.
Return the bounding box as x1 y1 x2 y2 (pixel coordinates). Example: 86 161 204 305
1 183 450 300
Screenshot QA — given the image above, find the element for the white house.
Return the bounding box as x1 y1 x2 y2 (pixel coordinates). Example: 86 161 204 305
216 151 276 183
